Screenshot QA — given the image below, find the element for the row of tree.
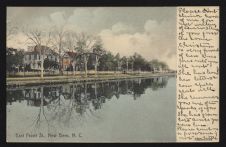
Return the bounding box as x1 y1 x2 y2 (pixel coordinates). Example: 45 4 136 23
7 25 170 77
6 46 169 75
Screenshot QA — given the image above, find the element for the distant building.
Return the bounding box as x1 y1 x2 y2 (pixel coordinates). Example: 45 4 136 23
23 45 59 71
62 51 77 70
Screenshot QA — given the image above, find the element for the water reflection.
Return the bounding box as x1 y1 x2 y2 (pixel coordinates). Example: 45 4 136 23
7 76 169 107
7 76 174 142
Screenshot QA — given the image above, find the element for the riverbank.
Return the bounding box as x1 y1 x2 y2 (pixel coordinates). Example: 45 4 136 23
6 72 176 87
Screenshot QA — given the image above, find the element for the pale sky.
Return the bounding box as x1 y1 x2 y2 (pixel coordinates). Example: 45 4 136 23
7 7 176 69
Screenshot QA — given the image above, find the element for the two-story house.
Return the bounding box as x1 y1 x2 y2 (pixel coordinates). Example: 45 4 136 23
24 45 59 71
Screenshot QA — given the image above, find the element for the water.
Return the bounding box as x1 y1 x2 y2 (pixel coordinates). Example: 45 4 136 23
7 76 176 142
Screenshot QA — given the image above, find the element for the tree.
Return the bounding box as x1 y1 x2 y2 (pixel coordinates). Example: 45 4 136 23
120 56 129 73
51 25 67 75
149 59 169 72
98 51 116 71
115 53 121 73
6 48 24 72
128 56 134 73
92 37 106 77
132 53 146 71
44 58 58 70
73 32 97 77
149 59 159 72
159 61 169 71
25 28 52 78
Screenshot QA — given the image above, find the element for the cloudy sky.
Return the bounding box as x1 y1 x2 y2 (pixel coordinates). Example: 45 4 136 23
7 7 176 69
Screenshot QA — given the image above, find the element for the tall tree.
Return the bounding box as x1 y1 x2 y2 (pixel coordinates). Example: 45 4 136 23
25 28 52 78
128 56 134 73
120 56 126 70
92 37 106 77
115 53 121 73
132 52 146 71
51 25 67 75
98 51 116 71
73 32 97 77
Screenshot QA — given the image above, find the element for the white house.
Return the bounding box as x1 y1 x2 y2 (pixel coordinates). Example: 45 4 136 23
23 45 59 71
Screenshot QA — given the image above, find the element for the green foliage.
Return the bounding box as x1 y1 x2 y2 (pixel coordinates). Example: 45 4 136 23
98 51 117 71
44 58 59 70
6 48 24 72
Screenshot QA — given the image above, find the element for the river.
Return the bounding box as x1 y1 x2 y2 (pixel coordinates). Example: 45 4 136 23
7 76 176 142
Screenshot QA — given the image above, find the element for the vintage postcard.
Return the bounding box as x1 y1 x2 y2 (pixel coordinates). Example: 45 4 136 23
6 6 219 142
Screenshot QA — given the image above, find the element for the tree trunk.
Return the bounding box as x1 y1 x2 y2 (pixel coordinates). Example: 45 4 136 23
40 47 44 78
84 55 88 78
117 61 120 76
41 54 44 78
95 55 99 77
73 64 75 76
94 82 97 98
41 87 44 108
126 59 128 73
59 56 63 76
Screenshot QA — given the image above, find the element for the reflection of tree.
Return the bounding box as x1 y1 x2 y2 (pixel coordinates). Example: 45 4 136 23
7 90 24 105
28 87 56 134
150 77 168 91
7 76 170 132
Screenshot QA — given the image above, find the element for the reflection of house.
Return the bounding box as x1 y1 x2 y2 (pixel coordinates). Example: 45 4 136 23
62 51 77 70
153 77 166 83
24 45 59 71
62 85 71 94
134 79 141 84
23 86 61 107
49 87 60 98
23 87 42 99
23 87 44 106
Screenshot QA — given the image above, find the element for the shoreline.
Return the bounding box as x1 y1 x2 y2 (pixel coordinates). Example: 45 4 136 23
6 72 176 87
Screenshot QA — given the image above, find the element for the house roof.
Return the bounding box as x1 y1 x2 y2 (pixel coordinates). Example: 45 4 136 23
24 45 58 55
64 51 77 58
